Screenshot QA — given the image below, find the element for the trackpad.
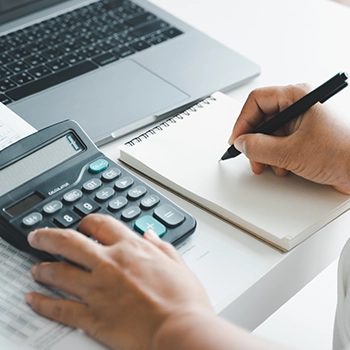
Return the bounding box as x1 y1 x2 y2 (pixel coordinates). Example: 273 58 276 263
11 60 189 144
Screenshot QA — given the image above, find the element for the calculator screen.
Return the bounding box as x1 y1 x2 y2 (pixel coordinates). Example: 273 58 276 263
0 133 83 197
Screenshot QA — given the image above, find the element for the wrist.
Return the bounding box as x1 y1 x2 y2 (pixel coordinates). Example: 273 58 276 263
152 305 215 350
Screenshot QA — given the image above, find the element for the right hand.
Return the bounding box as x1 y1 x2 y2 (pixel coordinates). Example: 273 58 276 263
228 84 350 194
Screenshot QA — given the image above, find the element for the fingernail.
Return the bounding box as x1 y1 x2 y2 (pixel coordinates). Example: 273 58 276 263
234 137 245 154
228 135 234 145
30 264 38 275
27 231 36 245
144 230 160 240
25 293 33 305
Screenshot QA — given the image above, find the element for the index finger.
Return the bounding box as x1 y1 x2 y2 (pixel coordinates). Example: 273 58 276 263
28 228 101 269
229 85 309 144
78 213 139 245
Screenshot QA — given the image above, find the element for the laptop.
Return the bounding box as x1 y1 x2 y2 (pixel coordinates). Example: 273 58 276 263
0 0 260 146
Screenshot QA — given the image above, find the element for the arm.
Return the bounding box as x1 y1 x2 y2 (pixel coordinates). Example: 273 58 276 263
25 214 290 350
229 84 350 194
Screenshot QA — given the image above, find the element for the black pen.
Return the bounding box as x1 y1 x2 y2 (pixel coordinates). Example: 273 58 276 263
220 72 349 161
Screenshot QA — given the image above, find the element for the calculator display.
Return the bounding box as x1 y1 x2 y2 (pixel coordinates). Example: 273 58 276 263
0 133 82 197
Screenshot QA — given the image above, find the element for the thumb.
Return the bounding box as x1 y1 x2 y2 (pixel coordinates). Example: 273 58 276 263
234 133 291 169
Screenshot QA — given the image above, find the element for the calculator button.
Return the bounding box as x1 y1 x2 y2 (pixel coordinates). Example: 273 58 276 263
95 187 115 201
108 196 128 211
102 168 121 181
82 178 102 192
63 189 83 203
127 186 147 200
135 216 166 237
74 200 101 216
115 177 134 190
89 159 109 173
53 209 80 228
22 212 43 227
121 206 141 221
153 204 185 228
140 195 160 209
43 200 63 214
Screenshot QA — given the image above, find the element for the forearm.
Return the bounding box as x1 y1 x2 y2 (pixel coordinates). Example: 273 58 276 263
152 308 292 350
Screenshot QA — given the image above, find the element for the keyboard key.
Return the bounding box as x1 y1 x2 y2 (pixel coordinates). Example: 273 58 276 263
22 212 43 227
7 61 31 74
92 52 119 66
121 206 141 221
0 94 12 105
25 53 47 66
154 204 185 228
28 65 52 78
6 61 98 101
0 68 11 79
135 215 166 237
162 27 183 39
113 46 135 58
127 12 157 27
54 209 80 228
130 40 151 52
42 48 63 60
9 47 31 60
115 176 134 190
127 186 147 200
0 53 12 65
140 195 160 209
82 178 102 192
108 196 128 211
102 168 121 181
74 200 101 216
63 189 83 203
46 58 70 72
11 72 34 85
95 187 115 201
131 19 169 37
148 35 167 45
43 200 63 215
0 79 16 92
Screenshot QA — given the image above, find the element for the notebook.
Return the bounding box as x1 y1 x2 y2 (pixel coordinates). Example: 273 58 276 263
0 0 259 146
118 91 350 251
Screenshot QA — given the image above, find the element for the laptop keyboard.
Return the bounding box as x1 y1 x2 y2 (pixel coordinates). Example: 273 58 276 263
0 0 183 105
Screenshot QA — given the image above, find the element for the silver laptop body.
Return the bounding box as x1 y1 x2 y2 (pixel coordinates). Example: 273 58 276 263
0 0 260 146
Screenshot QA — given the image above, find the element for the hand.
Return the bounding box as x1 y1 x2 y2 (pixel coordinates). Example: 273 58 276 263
25 214 213 350
229 84 350 194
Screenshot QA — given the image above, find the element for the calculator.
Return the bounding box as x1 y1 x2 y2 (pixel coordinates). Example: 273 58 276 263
0 120 196 261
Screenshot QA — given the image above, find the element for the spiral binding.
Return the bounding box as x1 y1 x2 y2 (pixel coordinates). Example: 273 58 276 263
124 95 217 146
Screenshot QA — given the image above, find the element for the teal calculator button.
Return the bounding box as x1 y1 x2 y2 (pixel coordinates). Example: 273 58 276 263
135 216 166 238
89 159 109 173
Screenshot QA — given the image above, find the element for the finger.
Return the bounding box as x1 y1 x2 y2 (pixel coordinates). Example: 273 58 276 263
26 293 90 331
28 228 101 269
143 230 184 264
78 214 137 245
229 84 309 144
30 262 91 299
235 133 293 170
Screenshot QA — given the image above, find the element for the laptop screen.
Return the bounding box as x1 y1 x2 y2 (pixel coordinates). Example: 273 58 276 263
0 0 65 25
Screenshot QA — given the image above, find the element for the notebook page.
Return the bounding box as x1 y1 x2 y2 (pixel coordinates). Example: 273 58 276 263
119 92 350 251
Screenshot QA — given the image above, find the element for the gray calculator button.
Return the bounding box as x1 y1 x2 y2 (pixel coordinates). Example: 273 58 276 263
127 186 147 200
22 212 43 227
140 195 160 209
43 200 63 214
95 187 115 201
121 206 141 221
154 204 185 228
102 168 121 181
83 178 102 192
63 189 83 203
115 177 134 190
108 196 128 211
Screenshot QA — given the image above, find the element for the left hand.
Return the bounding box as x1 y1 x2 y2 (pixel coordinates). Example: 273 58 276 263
25 214 212 350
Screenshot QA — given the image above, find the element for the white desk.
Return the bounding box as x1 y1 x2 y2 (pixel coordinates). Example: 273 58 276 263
101 0 350 331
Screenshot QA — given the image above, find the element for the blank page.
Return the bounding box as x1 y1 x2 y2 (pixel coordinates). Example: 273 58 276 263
119 92 350 251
